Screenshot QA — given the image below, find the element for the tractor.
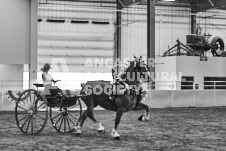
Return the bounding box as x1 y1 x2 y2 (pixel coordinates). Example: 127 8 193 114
186 34 225 56
162 34 225 57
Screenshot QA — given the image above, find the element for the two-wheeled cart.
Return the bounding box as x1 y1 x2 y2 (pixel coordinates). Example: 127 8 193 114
15 83 84 135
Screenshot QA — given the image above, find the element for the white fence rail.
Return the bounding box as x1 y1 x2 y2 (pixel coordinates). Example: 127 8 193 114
149 90 226 108
0 80 226 111
0 80 226 90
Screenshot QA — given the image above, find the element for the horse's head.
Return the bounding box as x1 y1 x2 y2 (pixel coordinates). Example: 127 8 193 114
134 56 151 83
120 56 151 85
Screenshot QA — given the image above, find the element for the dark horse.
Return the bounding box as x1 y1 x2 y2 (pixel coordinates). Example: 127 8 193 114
74 56 151 139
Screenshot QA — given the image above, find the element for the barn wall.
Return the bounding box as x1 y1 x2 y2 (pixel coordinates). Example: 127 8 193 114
0 64 23 91
0 0 37 90
37 0 116 73
0 0 31 64
156 56 226 90
176 56 226 90
155 57 177 90
121 5 191 59
37 1 193 72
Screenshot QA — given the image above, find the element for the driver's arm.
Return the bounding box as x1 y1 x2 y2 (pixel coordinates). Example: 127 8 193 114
42 73 46 81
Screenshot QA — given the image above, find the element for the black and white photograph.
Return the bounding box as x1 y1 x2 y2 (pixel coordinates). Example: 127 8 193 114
1 0 226 150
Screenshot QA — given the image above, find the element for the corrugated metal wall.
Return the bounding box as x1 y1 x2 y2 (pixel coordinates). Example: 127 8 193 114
156 6 191 57
121 5 147 59
38 0 116 73
38 1 193 73
121 5 191 59
38 1 226 72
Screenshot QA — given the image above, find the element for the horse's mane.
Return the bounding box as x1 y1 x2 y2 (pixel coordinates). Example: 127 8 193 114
116 60 140 86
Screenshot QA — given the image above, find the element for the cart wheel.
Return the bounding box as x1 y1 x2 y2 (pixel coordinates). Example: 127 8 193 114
211 36 225 56
49 98 82 133
15 89 48 135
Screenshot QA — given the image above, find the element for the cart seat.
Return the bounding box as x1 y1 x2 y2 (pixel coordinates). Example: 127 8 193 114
33 84 44 87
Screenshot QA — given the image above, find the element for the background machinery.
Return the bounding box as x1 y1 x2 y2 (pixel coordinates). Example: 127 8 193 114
162 34 225 57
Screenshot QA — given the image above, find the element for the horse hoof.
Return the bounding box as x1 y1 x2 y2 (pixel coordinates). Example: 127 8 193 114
138 115 145 121
113 136 120 140
98 130 106 133
74 130 82 136
75 133 82 136
74 126 82 135
75 130 82 135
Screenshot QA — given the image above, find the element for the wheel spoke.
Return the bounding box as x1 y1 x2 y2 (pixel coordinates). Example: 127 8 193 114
25 117 31 134
67 113 76 126
67 103 79 110
51 111 63 120
25 92 32 109
31 117 34 134
16 89 48 135
29 92 32 105
58 115 64 131
34 102 45 111
33 114 44 127
49 99 81 133
32 94 37 107
17 105 28 111
18 114 29 123
66 116 72 131
64 116 67 132
34 113 46 121
68 112 80 120
33 116 39 132
54 114 63 126
20 115 30 129
25 98 31 109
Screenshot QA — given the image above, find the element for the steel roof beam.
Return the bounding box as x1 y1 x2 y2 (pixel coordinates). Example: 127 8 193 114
43 0 116 4
172 0 226 11
119 0 226 11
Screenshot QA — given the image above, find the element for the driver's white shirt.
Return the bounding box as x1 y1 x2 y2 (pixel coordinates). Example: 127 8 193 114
43 72 53 85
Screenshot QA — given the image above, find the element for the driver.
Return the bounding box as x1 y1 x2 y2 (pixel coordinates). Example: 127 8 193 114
41 63 61 96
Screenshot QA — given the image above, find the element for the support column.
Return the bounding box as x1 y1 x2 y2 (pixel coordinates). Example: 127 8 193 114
191 4 197 34
147 0 155 87
116 0 122 73
29 0 38 87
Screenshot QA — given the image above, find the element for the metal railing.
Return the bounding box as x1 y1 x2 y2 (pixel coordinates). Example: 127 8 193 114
154 81 226 90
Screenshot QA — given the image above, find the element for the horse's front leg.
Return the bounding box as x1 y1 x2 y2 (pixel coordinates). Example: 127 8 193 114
111 108 124 139
136 103 150 121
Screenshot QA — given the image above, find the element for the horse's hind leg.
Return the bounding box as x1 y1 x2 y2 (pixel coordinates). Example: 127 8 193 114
74 98 95 134
74 109 88 134
77 100 105 133
87 104 105 132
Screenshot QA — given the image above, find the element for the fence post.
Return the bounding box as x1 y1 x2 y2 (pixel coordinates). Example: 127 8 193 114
172 90 174 107
1 90 3 111
194 90 196 107
214 89 216 106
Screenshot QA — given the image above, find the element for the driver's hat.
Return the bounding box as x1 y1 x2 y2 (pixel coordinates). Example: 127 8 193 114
40 63 52 71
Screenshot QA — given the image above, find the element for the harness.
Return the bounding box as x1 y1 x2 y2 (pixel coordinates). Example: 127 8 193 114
110 78 142 107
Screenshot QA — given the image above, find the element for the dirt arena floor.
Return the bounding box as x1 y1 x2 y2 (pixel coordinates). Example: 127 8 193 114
1 107 226 151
